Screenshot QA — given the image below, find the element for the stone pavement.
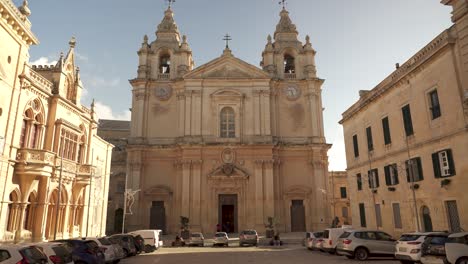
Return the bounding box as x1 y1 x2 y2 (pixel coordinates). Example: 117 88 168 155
120 245 400 264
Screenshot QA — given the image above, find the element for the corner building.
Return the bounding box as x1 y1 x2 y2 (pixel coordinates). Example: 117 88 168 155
0 0 112 242
127 7 331 234
340 0 468 237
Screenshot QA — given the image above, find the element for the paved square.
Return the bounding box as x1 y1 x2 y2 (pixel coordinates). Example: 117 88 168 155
120 245 399 264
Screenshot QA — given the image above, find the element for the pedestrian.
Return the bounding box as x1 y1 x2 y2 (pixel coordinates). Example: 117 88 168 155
216 223 221 232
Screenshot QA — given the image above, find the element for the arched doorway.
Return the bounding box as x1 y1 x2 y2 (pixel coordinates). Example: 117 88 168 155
46 188 68 239
422 206 433 232
24 192 37 231
6 190 20 232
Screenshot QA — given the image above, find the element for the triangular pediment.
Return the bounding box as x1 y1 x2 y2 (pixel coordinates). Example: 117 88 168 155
184 53 270 80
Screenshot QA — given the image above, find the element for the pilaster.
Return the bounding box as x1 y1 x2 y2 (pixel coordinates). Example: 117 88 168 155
263 160 275 219
190 160 202 230
254 160 264 229
181 160 191 218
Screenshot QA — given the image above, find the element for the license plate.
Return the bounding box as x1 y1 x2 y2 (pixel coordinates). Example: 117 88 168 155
399 247 407 252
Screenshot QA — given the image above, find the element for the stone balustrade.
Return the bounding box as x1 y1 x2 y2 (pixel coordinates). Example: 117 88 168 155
158 73 170 80
284 73 296 79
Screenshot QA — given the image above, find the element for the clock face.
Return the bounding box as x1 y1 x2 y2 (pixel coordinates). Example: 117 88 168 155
284 86 300 100
155 87 172 100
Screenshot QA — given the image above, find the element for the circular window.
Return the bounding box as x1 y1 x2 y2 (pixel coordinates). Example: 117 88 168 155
7 56 12 64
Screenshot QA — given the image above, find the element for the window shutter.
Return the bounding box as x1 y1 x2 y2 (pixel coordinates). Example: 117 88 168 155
368 170 372 188
447 149 456 176
384 166 391 186
432 152 441 178
375 169 380 187
406 161 411 182
416 158 424 180
393 165 399 184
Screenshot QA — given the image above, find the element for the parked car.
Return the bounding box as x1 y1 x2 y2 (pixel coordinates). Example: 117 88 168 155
420 233 450 264
213 232 229 247
130 234 145 254
55 239 104 264
171 236 185 247
313 237 325 251
395 232 443 264
322 226 353 254
336 230 396 261
306 231 324 250
107 238 125 261
86 237 122 264
109 234 137 257
445 232 468 264
129 230 162 252
0 244 48 264
187 232 205 247
239 230 259 247
33 242 73 264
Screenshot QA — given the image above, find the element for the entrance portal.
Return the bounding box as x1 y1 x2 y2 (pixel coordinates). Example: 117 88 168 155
218 194 237 233
291 200 306 232
150 201 166 234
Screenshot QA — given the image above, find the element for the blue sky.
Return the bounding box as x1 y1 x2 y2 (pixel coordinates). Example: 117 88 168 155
20 0 453 170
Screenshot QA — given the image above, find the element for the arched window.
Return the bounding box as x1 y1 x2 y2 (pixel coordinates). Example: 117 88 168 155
7 191 19 232
284 54 295 73
24 193 36 230
20 99 44 149
159 54 171 74
220 107 235 138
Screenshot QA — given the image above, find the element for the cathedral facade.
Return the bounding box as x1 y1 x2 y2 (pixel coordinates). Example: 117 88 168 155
126 6 331 234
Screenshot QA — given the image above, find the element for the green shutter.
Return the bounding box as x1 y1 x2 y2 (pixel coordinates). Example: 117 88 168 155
384 166 391 186
432 152 441 178
447 149 456 176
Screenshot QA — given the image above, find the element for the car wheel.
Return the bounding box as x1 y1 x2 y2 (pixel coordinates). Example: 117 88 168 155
354 247 369 261
456 258 468 264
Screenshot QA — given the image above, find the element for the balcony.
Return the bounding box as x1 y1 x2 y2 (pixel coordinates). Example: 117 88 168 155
284 73 296 79
15 149 56 177
158 73 170 80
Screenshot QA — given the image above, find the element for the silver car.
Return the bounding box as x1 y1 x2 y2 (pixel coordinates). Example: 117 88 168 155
213 232 229 247
336 230 397 261
188 232 205 247
239 230 259 246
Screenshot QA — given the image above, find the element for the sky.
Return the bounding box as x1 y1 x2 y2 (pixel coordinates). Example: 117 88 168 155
19 0 453 171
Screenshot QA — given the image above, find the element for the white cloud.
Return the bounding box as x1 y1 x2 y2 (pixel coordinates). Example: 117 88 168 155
94 101 131 121
30 57 57 66
75 52 89 62
81 88 89 100
85 77 120 88
328 128 348 171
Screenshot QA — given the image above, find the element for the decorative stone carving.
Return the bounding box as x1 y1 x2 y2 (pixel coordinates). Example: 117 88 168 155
155 86 172 101
275 9 298 35
221 148 235 164
208 163 249 179
284 85 301 100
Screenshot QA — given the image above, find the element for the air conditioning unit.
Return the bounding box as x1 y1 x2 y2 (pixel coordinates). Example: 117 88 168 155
438 151 451 177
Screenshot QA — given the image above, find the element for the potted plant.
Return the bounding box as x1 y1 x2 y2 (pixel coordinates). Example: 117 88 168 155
180 216 190 240
388 187 396 192
441 179 451 187
265 217 276 238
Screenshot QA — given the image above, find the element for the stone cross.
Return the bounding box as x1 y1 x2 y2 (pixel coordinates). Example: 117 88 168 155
279 0 287 9
223 34 232 49
166 0 175 8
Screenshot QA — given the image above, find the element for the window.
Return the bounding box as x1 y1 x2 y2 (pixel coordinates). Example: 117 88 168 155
432 149 456 178
159 54 171 74
366 126 374 151
220 107 235 138
340 187 347 198
359 203 367 227
368 169 379 189
429 90 441 119
375 204 383 228
446 200 461 233
20 100 44 149
284 54 295 73
402 104 414 136
59 128 79 161
342 207 348 218
406 157 424 182
384 164 399 186
352 135 359 157
393 203 402 228
382 117 391 145
357 173 362 191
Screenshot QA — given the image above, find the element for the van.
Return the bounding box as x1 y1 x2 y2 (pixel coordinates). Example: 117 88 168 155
129 229 163 252
322 226 353 254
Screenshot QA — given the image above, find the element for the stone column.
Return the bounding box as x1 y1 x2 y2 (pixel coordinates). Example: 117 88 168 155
254 160 264 229
263 160 275 220
181 160 191 218
62 204 70 238
184 91 192 136
32 178 49 242
69 205 77 237
177 91 186 137
253 91 261 136
190 160 202 230
262 91 272 136
14 203 27 242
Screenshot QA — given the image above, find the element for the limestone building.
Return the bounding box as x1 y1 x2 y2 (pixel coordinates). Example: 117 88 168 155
126 6 331 234
97 120 130 234
328 171 351 226
0 0 112 242
340 0 468 237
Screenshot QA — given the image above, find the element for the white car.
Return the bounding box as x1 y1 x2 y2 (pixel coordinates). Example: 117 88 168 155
322 226 353 254
0 244 48 264
33 242 73 264
306 231 323 250
213 232 229 247
395 232 441 264
129 229 163 252
86 237 121 263
445 232 468 264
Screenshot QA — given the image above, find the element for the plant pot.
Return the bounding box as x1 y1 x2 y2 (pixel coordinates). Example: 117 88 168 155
180 230 190 240
266 229 275 239
441 179 451 187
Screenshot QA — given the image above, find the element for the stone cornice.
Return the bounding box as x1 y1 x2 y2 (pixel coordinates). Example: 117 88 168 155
0 0 38 45
340 29 456 124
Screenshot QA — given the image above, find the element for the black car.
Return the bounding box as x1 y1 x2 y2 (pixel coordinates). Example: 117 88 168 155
55 239 105 264
109 235 137 257
421 233 450 264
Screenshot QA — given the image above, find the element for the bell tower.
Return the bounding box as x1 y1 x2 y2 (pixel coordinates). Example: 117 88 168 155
261 7 317 80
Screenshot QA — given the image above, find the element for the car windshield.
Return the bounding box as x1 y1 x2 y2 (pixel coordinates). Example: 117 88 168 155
215 233 226 237
447 236 467 244
399 234 422 241
243 231 256 235
314 232 323 238
323 230 330 239
98 238 112 245
191 234 201 238
427 236 448 245
20 247 46 262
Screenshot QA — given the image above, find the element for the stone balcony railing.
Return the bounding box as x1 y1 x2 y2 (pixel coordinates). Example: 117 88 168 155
284 73 296 79
158 73 170 80
16 148 56 166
